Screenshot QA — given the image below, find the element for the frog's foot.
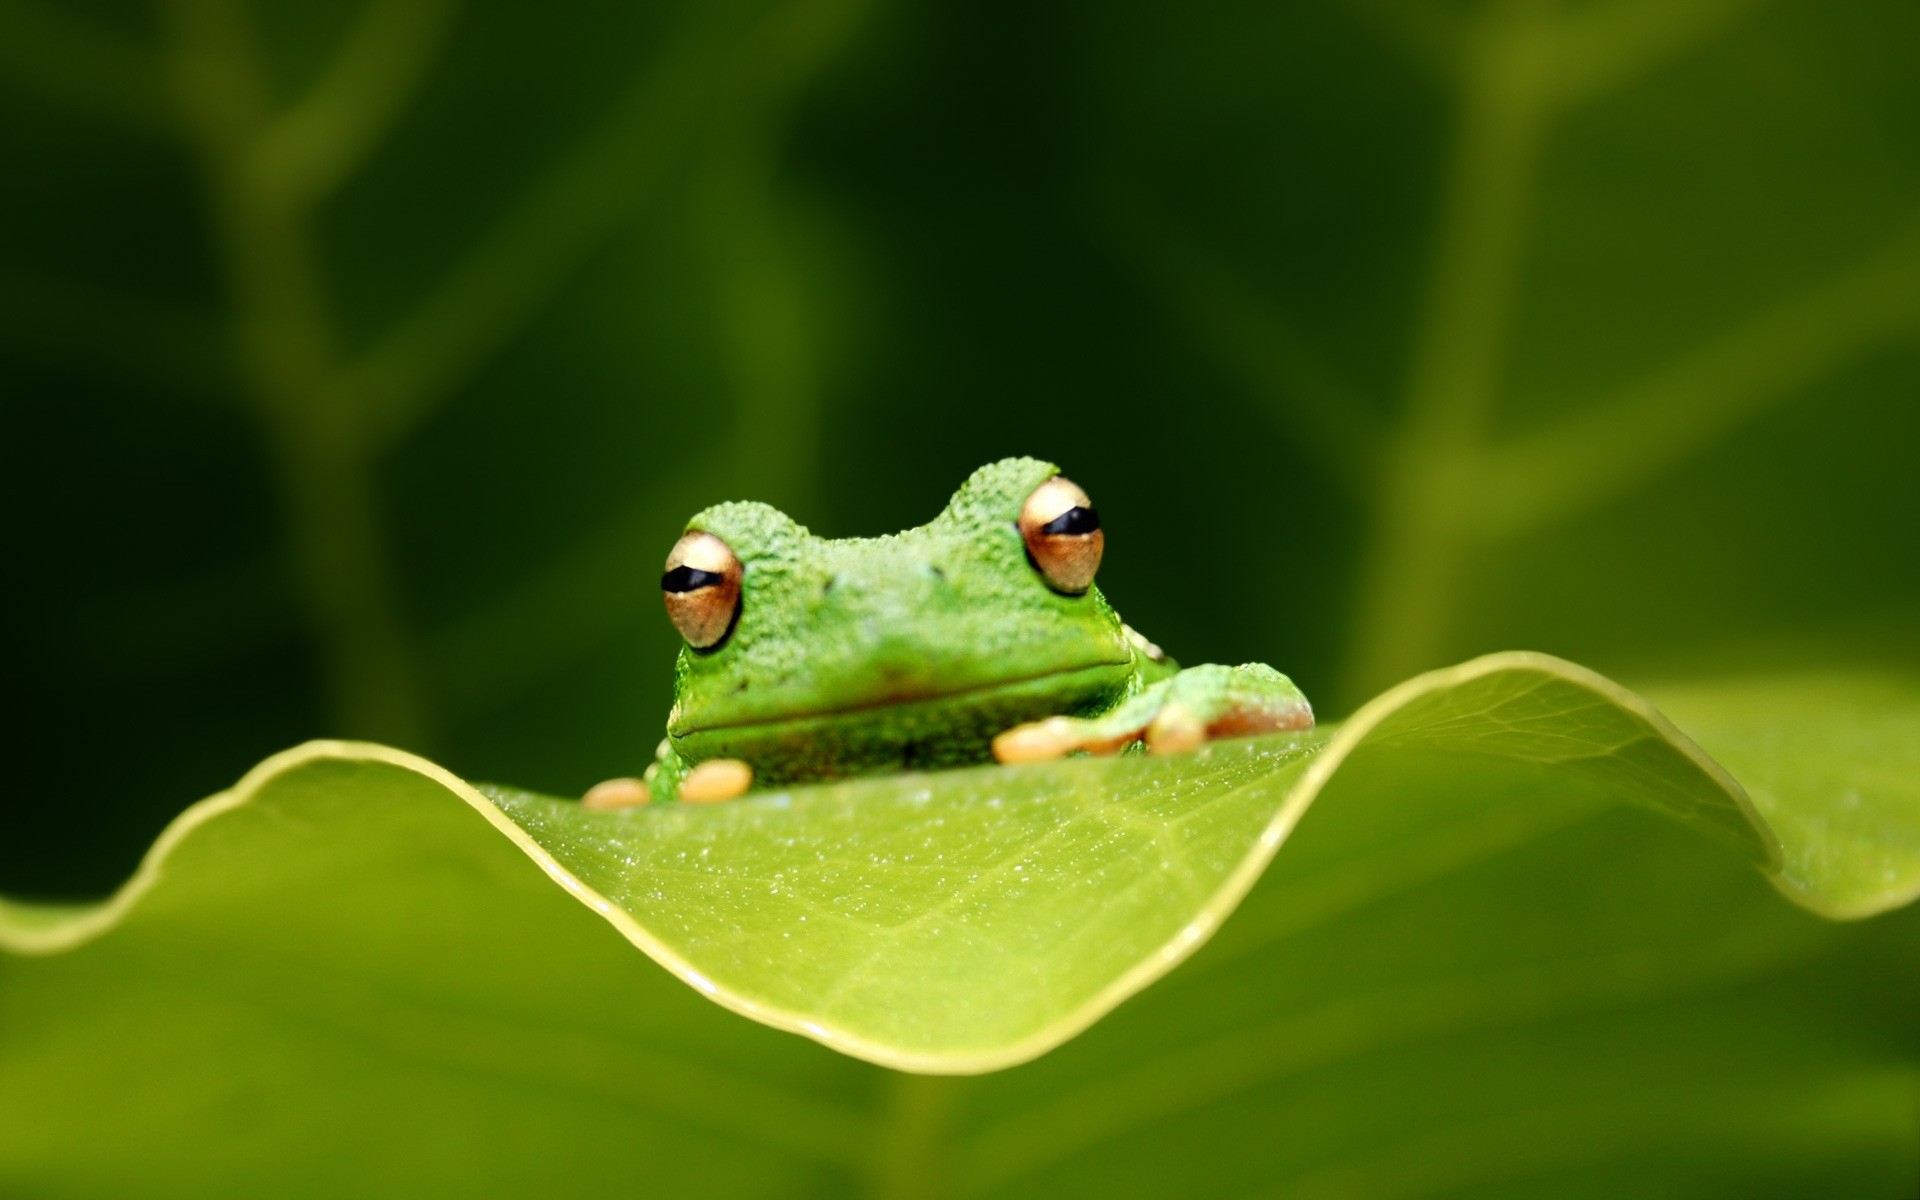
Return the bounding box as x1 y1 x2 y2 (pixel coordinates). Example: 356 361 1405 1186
679 758 754 803
992 663 1313 763
582 777 652 810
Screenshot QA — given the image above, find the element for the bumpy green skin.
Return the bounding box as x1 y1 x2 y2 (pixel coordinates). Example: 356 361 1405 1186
647 457 1310 800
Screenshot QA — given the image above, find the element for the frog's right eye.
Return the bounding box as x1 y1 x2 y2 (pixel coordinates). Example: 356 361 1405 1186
1019 474 1103 594
662 531 742 649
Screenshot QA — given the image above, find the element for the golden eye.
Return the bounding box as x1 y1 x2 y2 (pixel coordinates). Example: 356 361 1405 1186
662 530 742 649
1019 475 1102 594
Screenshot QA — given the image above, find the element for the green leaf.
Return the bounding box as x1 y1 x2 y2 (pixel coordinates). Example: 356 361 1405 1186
472 651 1776 1072
1649 673 1920 919
5 653 1918 1194
4 653 1907 1068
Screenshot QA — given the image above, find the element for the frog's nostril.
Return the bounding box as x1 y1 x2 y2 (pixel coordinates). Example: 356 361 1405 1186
821 575 838 598
925 564 949 584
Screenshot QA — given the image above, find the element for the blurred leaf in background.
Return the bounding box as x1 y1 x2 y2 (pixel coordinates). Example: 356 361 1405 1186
3 0 1920 1195
4 0 1916 895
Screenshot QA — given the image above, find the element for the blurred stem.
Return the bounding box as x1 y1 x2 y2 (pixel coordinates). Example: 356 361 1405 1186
399 0 859 723
1552 0 1775 105
1482 217 1920 540
342 5 737 454
700 0 870 515
1337 0 1781 704
1338 0 1556 707
156 0 429 748
251 0 463 207
871 1072 960 1200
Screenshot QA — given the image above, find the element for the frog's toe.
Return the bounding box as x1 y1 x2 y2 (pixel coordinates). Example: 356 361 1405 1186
582 777 652 810
680 758 754 803
1145 704 1206 756
1147 698 1312 755
993 717 1081 763
993 715 1145 763
1210 699 1315 738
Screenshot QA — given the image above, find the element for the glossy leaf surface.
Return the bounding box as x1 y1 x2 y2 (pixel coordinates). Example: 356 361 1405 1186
5 655 1918 1197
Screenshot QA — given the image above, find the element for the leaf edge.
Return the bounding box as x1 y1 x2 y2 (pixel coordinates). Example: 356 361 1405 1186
0 651 1808 1074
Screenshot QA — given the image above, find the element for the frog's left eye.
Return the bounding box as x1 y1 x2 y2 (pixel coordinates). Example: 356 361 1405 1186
662 530 742 649
1019 475 1103 594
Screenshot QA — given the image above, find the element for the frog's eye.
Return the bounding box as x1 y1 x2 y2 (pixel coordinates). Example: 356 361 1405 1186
662 530 742 649
1019 475 1103 594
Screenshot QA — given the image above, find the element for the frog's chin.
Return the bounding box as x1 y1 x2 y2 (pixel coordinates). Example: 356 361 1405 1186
667 660 1134 781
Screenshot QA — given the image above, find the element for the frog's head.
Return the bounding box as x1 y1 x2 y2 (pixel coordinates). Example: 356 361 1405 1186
659 457 1138 781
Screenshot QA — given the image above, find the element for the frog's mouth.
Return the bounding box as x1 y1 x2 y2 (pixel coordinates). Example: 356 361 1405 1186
668 659 1133 777
675 661 1128 734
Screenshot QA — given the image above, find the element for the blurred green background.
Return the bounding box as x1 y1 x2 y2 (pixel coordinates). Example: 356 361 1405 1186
3 0 1917 898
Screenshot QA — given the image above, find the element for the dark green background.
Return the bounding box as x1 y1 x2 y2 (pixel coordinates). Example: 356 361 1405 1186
4 0 1917 896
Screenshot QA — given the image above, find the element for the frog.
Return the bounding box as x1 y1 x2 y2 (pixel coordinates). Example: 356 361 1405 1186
581 457 1312 808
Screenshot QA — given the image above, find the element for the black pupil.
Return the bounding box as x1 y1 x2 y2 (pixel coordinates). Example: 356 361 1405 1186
1041 506 1099 536
663 565 726 593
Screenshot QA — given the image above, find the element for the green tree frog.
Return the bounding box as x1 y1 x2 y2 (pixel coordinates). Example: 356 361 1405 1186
583 457 1312 807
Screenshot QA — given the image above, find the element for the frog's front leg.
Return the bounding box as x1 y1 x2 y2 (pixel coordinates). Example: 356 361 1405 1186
992 662 1313 763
